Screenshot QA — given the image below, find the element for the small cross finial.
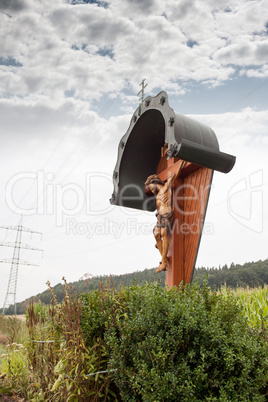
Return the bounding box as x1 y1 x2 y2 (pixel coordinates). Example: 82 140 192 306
137 78 148 104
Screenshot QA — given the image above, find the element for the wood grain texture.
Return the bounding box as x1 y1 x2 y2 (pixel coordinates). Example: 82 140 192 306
156 153 213 287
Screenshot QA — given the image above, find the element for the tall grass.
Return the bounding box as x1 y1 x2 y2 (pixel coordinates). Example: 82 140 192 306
0 278 116 400
0 344 6 366
220 285 268 330
0 314 28 367
236 285 268 329
0 315 29 397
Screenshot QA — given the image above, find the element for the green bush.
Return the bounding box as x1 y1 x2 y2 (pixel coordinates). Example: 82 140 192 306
1 280 268 400
81 281 268 401
80 281 126 400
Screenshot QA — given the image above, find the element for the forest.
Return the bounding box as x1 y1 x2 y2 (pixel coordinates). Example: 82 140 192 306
3 258 268 315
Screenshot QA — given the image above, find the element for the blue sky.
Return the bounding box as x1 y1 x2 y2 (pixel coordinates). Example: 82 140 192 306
0 0 268 306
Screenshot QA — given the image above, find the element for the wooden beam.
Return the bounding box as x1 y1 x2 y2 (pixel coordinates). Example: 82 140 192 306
155 148 213 288
157 160 199 182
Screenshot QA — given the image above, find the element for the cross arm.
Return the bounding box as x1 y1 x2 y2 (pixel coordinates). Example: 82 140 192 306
157 159 198 183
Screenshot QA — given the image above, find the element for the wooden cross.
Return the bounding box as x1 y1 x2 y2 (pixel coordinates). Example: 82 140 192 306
156 147 213 287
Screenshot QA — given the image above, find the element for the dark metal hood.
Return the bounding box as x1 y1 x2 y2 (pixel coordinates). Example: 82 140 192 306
110 91 236 211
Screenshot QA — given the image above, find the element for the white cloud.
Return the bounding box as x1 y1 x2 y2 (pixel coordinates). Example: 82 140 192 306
0 103 268 305
241 64 268 78
1 0 268 305
0 0 30 12
0 0 267 104
214 39 268 66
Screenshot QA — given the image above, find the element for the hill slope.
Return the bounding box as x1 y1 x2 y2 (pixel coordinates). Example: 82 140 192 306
3 259 268 315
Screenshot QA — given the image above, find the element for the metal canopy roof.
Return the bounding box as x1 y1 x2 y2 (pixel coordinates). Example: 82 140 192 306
110 91 236 211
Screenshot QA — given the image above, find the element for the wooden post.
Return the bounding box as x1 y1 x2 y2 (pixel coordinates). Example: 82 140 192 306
156 149 213 287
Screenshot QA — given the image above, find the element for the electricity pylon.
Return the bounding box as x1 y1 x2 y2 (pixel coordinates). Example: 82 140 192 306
0 216 43 315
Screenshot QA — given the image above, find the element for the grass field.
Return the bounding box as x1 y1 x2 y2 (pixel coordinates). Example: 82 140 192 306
225 285 268 329
0 314 27 324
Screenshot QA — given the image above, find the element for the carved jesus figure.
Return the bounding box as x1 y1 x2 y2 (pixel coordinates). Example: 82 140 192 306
144 160 185 273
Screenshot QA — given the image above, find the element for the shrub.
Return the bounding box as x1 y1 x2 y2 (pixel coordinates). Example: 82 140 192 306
25 279 117 401
80 280 125 399
1 280 268 401
81 281 268 401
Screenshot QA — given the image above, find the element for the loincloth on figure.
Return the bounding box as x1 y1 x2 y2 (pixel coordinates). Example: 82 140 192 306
154 210 174 231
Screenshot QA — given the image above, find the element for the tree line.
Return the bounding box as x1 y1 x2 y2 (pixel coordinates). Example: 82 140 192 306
2 258 268 315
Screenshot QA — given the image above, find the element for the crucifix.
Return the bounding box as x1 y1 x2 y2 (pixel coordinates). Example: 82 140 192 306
110 91 235 288
144 145 213 287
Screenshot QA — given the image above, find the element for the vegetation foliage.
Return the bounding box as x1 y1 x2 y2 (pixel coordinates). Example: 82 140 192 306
4 259 268 315
194 259 268 290
235 286 268 330
0 315 28 345
0 278 267 400
0 279 117 401
82 281 268 401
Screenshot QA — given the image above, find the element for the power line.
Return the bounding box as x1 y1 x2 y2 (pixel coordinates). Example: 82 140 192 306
0 225 42 236
13 0 209 229
224 79 268 113
48 0 223 182
0 216 43 315
0 242 43 251
10 0 232 237
0 259 39 267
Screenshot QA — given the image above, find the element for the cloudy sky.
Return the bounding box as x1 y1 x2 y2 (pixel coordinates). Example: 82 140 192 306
0 0 268 307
